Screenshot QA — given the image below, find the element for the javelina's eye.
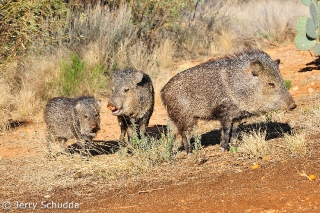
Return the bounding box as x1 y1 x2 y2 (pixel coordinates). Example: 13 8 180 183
124 88 129 92
268 83 275 88
95 113 99 117
84 115 88 119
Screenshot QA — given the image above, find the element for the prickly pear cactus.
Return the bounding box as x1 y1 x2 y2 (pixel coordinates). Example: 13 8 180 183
295 0 320 55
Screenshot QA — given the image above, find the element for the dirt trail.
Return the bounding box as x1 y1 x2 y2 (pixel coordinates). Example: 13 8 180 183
1 44 320 212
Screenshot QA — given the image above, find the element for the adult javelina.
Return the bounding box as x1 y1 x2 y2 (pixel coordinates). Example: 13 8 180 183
45 96 101 157
161 50 296 153
107 69 154 146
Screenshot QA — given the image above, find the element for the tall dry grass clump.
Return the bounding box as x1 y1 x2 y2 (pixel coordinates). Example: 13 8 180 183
173 1 237 58
239 129 272 159
284 132 307 157
0 78 12 132
234 0 308 48
67 4 176 100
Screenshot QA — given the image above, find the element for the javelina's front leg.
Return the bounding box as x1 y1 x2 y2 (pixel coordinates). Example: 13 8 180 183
117 116 128 147
220 119 233 151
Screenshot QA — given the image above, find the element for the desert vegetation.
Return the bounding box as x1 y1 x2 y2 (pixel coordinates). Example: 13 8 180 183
0 0 307 130
1 0 319 206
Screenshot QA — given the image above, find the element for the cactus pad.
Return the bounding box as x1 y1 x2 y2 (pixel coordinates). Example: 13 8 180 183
314 42 320 55
306 17 317 39
296 16 308 33
300 0 311 6
309 2 318 28
294 33 316 51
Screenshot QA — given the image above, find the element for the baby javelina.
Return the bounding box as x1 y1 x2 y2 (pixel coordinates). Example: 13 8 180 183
44 96 101 158
107 69 154 148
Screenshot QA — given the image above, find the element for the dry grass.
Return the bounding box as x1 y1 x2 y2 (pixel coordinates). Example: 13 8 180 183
0 95 319 199
239 129 271 159
234 0 308 48
1 0 319 204
0 0 308 130
284 132 307 157
0 79 12 132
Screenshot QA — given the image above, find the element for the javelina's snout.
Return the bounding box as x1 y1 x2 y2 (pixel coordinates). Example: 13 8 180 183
288 102 297 110
107 102 122 115
107 102 115 111
90 123 97 129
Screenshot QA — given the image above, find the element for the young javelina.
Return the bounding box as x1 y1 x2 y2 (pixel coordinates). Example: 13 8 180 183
161 50 296 154
107 69 154 147
44 96 101 158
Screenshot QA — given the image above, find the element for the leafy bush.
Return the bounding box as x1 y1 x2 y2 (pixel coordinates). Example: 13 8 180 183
0 0 68 68
46 53 107 98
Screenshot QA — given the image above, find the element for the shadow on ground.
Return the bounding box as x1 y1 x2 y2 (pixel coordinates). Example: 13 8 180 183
68 140 119 156
299 57 320 72
200 121 294 147
67 122 294 155
146 122 294 148
67 125 168 156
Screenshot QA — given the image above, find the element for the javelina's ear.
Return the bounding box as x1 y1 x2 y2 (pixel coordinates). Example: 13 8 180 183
248 60 263 77
135 71 144 84
274 59 280 65
75 102 83 112
95 100 102 109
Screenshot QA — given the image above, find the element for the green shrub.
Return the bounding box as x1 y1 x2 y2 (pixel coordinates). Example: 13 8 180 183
60 53 86 96
0 0 68 68
119 120 175 166
284 80 292 90
46 53 107 98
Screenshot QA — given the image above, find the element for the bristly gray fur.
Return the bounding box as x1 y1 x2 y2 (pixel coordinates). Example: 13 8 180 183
107 69 154 147
161 49 296 153
44 96 101 157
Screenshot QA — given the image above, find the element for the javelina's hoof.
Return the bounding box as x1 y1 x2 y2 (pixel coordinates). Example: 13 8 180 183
220 147 229 152
80 150 91 160
80 155 90 161
187 152 194 156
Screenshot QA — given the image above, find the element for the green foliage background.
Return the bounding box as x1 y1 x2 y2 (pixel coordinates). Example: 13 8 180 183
0 0 195 68
0 0 68 67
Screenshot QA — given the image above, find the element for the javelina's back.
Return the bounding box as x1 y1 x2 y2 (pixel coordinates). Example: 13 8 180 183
45 96 101 157
161 50 296 153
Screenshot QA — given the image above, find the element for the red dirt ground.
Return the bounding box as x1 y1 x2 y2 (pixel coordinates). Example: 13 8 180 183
1 44 320 212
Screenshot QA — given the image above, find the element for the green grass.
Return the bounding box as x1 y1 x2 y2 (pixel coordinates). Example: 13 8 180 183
118 120 175 169
61 53 86 96
284 80 292 90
